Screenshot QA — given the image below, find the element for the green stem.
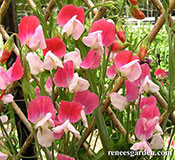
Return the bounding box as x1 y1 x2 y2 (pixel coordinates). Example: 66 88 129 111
0 119 17 159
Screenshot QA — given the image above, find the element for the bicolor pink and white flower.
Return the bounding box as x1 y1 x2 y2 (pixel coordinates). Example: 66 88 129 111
57 5 85 40
0 56 24 90
68 73 90 93
18 15 46 50
53 60 74 88
73 90 99 127
27 96 56 147
43 37 66 58
64 48 82 69
53 101 82 137
114 50 141 82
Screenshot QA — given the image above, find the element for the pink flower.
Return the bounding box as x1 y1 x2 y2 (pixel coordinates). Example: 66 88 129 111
1 94 14 104
139 96 157 109
89 19 115 47
106 65 117 79
57 153 75 160
139 105 160 120
53 60 74 88
43 37 66 58
139 76 159 94
27 96 56 147
80 49 101 69
114 50 141 82
73 90 99 114
154 68 166 79
68 73 90 93
57 5 85 40
18 15 46 50
53 101 82 137
45 77 52 94
125 80 139 102
73 90 99 127
82 31 104 55
135 117 159 140
64 48 82 69
133 63 151 87
0 56 24 90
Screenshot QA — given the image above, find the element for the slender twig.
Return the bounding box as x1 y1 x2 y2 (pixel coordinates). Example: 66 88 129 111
16 133 34 159
27 0 36 9
10 101 32 132
44 0 55 22
93 0 111 22
0 0 12 23
82 0 98 15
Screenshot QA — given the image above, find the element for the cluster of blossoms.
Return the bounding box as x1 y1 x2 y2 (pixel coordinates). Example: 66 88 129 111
0 3 165 159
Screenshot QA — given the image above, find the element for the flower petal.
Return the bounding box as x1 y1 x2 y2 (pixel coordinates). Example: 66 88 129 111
58 101 82 123
28 96 56 123
37 129 54 147
1 94 14 104
109 93 128 111
57 4 84 27
80 49 101 69
43 37 66 58
73 90 99 114
26 52 44 75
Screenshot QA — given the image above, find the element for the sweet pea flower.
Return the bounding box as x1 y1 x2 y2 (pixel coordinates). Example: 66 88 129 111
43 37 66 58
53 101 82 137
109 92 129 111
139 96 157 109
64 48 82 69
0 56 24 90
139 75 159 94
45 77 52 94
114 50 141 82
154 68 166 79
27 96 56 147
82 31 104 55
53 60 74 88
125 80 139 102
18 15 46 50
73 90 99 127
57 5 85 40
131 140 152 153
89 19 115 47
57 153 75 160
0 115 11 138
68 73 90 93
0 94 14 104
26 52 44 75
43 51 63 70
80 49 101 69
106 65 117 79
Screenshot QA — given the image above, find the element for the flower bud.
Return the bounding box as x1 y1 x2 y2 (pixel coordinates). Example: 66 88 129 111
115 19 125 43
111 40 129 52
138 37 150 60
129 0 137 5
0 37 14 64
130 5 146 20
